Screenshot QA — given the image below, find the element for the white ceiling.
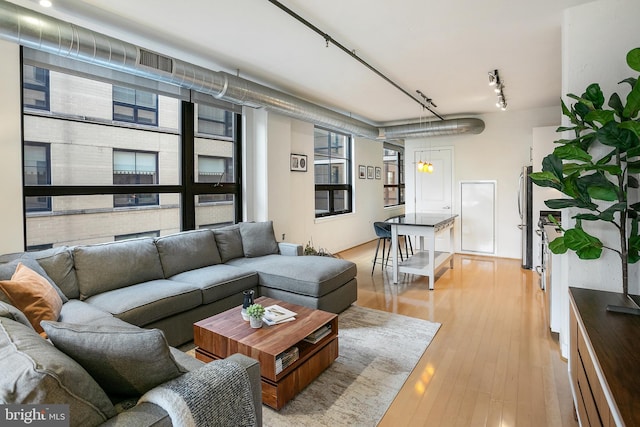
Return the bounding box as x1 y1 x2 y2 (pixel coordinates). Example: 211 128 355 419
9 0 596 124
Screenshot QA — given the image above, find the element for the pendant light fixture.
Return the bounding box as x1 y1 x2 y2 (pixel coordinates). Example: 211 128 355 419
415 105 434 174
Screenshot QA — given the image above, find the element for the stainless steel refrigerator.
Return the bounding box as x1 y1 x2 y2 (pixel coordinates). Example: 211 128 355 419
518 166 533 269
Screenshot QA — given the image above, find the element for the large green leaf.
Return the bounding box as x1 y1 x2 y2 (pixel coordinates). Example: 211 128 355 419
548 236 568 254
583 83 605 109
585 110 616 126
576 103 592 122
619 121 640 139
541 154 564 180
563 227 603 259
529 171 561 190
628 48 640 72
577 173 619 202
628 160 640 173
608 92 624 118
623 78 640 119
629 175 639 189
545 198 597 210
597 121 639 150
553 144 592 162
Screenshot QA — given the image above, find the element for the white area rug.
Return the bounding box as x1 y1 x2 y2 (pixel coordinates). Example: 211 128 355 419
262 305 440 426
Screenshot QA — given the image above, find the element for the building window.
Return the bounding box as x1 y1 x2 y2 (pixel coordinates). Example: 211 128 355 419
197 155 234 203
314 127 352 217
197 104 233 138
113 150 159 207
24 142 51 212
384 148 405 206
115 230 160 241
23 65 50 111
112 86 158 126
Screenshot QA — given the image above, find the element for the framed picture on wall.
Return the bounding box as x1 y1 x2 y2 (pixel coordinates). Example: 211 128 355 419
358 165 366 179
290 154 307 172
367 166 374 179
375 167 381 180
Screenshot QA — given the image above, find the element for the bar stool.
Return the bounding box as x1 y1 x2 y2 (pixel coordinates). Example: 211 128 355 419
371 222 404 274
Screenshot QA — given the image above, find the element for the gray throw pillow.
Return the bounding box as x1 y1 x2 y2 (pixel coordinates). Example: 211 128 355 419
41 321 188 397
0 318 116 426
0 258 68 304
0 300 32 329
239 221 280 258
214 226 245 262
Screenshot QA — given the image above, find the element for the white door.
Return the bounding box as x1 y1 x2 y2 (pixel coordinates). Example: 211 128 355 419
414 147 453 213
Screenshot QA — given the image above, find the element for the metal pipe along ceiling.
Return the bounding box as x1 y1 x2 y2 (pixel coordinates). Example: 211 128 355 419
0 1 484 140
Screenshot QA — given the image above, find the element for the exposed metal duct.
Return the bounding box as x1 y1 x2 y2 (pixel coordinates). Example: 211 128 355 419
380 118 485 139
0 0 484 140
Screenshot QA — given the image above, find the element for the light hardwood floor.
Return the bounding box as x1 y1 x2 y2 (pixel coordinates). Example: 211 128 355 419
338 241 577 427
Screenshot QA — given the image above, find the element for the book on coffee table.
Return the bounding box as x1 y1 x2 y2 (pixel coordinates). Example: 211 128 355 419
263 304 297 325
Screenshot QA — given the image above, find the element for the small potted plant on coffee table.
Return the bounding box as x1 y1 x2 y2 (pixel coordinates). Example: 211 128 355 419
246 303 265 328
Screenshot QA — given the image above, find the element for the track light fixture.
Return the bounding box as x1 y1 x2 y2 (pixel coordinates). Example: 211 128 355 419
488 69 507 111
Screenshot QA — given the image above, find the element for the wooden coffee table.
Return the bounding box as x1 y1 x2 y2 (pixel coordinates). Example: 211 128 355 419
194 296 338 410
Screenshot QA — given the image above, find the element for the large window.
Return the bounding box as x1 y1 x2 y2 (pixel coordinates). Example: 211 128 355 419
113 150 159 207
23 65 49 110
23 142 51 212
383 148 405 206
21 52 242 248
112 86 158 126
314 127 352 217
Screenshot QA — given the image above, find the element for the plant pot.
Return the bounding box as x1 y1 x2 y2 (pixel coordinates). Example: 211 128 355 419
249 317 262 328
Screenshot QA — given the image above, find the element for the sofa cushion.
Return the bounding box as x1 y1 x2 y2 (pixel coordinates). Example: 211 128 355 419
169 264 258 304
84 279 202 326
41 321 188 398
155 229 222 277
73 238 164 300
0 300 32 328
27 246 79 300
0 263 63 336
227 255 358 297
58 299 114 325
0 257 68 303
0 317 116 426
213 225 244 262
239 221 280 258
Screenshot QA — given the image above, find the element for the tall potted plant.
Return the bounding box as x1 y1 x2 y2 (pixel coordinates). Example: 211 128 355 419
530 47 640 297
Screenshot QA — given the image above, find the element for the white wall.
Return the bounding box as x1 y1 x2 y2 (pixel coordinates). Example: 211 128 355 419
561 0 640 295
405 107 560 259
0 40 24 254
243 111 403 253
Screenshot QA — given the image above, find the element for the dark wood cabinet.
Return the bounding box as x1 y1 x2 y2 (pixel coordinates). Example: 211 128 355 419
569 287 640 426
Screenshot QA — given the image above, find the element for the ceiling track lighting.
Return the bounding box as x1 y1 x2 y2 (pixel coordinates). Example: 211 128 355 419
267 0 444 120
488 69 507 111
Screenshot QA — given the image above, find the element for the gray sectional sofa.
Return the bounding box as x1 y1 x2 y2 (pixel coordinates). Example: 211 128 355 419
0 221 357 426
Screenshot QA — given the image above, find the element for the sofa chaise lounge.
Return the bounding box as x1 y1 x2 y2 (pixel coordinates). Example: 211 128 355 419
0 221 357 426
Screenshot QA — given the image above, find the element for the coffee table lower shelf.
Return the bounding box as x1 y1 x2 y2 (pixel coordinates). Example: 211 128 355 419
196 336 338 409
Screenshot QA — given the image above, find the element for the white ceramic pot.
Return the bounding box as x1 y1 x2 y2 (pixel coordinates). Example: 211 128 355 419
249 317 263 328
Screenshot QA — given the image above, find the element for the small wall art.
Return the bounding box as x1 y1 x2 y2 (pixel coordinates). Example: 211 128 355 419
290 154 307 172
375 167 381 180
367 166 374 179
358 165 366 179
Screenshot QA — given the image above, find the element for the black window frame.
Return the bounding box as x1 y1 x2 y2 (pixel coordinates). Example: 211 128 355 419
314 127 353 218
383 148 405 207
20 54 243 249
23 141 52 212
112 149 160 208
